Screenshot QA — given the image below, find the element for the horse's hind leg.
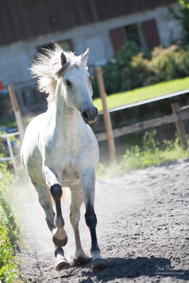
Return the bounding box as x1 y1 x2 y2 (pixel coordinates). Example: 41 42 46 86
31 180 70 270
54 245 70 271
79 170 107 270
70 184 89 265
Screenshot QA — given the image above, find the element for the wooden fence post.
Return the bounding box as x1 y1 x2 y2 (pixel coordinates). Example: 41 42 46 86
171 102 187 149
8 85 25 143
95 67 116 161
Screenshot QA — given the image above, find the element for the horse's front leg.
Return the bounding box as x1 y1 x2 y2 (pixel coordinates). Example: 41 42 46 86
70 184 89 265
31 175 69 271
43 165 67 247
79 169 107 270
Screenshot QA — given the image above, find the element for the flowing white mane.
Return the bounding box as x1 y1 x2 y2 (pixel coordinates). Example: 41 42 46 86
30 43 88 107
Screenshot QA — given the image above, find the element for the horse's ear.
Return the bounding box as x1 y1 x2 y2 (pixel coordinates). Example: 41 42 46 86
61 51 67 66
81 48 89 66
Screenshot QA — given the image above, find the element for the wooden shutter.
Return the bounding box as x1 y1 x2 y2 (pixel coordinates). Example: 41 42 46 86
110 27 126 52
141 19 160 49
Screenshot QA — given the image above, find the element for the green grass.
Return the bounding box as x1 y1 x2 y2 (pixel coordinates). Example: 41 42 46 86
93 77 189 112
0 164 24 283
96 131 189 179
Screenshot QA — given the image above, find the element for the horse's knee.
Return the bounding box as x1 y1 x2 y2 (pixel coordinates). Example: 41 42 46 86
50 184 62 200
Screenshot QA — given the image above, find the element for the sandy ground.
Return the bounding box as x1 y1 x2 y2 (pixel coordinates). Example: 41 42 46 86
17 159 189 283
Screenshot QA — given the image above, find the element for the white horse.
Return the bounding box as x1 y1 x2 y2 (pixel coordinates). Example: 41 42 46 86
21 44 106 271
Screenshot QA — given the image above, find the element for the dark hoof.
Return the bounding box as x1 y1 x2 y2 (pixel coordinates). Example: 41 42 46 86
56 259 70 271
73 256 90 266
92 258 107 270
53 235 68 247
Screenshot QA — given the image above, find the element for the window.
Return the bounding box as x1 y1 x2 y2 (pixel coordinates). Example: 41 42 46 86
110 24 141 52
141 19 160 49
125 24 140 46
37 39 73 55
110 19 160 52
58 40 72 52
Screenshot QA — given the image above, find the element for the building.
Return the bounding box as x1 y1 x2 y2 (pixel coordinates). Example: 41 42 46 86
0 0 182 114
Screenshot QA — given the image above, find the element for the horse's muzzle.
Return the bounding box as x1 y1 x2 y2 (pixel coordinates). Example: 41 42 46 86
82 107 98 124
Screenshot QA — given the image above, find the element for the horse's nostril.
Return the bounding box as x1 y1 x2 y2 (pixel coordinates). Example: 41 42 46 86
82 107 97 123
83 111 88 120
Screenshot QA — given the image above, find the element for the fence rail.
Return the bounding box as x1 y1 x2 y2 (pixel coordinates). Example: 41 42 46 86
96 103 189 149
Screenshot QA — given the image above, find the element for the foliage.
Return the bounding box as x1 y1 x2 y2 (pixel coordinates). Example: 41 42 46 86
120 130 162 171
0 137 7 159
120 131 189 171
0 225 19 283
0 164 22 283
100 41 142 95
97 131 189 179
93 76 189 112
121 45 189 91
169 0 189 44
179 0 189 43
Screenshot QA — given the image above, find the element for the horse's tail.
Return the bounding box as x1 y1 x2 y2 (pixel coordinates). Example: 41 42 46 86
61 187 71 203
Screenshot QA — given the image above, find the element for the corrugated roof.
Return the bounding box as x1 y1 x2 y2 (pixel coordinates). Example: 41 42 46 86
0 0 177 46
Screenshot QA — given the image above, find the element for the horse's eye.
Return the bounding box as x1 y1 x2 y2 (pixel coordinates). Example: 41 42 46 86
66 80 72 86
89 76 93 81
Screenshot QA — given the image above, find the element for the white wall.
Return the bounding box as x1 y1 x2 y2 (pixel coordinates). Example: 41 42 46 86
0 2 182 88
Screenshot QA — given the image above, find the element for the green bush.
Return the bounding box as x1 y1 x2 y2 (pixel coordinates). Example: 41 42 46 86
121 52 157 90
180 0 189 43
169 0 189 45
101 41 142 94
93 38 189 96
0 164 22 283
121 45 189 91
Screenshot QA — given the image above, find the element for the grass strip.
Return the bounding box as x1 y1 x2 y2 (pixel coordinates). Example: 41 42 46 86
93 77 189 112
0 164 23 283
96 132 189 180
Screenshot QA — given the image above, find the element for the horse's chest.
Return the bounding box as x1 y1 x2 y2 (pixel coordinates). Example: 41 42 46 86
50 153 79 186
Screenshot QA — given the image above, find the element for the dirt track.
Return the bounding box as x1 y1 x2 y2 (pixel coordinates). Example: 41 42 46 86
18 159 189 283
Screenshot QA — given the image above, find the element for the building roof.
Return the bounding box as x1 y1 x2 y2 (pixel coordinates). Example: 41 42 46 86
0 0 177 46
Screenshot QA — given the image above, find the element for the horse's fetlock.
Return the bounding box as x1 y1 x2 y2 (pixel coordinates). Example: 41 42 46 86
55 217 64 228
54 247 64 257
91 245 100 255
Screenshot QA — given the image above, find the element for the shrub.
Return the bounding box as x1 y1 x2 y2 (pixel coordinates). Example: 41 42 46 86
0 164 22 283
169 0 189 45
120 131 189 172
121 52 156 90
121 44 189 91
101 41 141 94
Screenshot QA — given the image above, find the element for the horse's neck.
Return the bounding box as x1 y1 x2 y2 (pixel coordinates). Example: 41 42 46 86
54 82 80 135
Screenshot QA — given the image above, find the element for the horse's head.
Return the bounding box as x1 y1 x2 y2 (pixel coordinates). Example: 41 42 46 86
56 49 98 125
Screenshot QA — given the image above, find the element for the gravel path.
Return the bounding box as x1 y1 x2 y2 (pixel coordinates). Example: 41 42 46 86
19 159 189 282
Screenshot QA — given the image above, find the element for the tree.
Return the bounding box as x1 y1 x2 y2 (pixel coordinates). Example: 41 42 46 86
169 0 189 44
